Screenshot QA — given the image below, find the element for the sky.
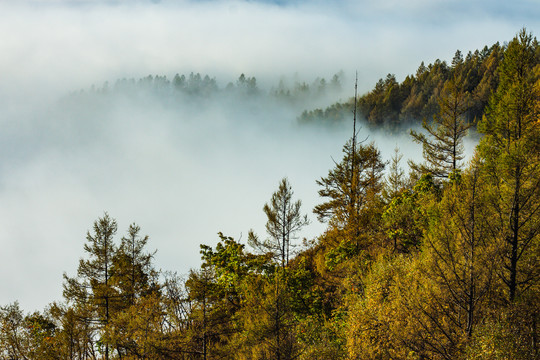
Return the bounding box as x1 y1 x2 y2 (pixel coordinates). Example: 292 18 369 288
0 0 539 312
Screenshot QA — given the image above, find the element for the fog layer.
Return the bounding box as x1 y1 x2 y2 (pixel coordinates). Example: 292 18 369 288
0 0 537 311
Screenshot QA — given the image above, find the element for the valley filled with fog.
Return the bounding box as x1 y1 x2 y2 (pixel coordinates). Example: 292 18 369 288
0 0 535 312
0 71 428 311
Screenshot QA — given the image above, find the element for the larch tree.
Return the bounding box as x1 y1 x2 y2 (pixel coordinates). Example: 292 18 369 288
409 73 472 178
478 28 540 303
48 302 94 360
108 223 159 358
315 76 386 262
247 178 309 360
405 162 496 359
186 267 216 360
63 213 119 360
249 177 309 268
112 223 158 308
313 140 385 249
383 146 407 201
0 302 30 359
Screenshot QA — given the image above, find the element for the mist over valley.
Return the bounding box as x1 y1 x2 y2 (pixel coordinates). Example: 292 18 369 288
1 69 427 311
0 0 536 320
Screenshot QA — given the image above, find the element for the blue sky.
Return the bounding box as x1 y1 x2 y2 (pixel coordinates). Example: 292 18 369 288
0 0 538 312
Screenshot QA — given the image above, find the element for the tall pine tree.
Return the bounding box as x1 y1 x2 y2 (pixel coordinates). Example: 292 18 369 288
409 74 472 178
63 213 118 360
478 28 540 303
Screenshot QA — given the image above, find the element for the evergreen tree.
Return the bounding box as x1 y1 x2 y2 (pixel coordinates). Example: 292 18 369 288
249 177 309 268
108 224 159 358
112 223 159 308
478 28 540 303
409 74 472 178
63 213 119 360
383 146 407 201
314 140 385 248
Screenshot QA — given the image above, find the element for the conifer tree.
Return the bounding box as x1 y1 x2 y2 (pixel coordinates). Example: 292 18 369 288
113 223 158 308
107 224 159 358
236 271 300 360
63 213 119 360
315 76 386 259
0 302 29 359
384 146 407 200
314 140 385 242
414 162 495 356
48 303 94 360
249 177 309 268
478 28 540 303
409 74 472 178
246 178 308 360
186 267 215 360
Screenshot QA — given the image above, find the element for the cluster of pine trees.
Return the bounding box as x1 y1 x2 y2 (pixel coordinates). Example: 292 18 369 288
1 29 539 359
78 71 343 106
299 37 505 128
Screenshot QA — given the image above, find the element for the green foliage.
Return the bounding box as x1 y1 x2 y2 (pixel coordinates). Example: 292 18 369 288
382 173 438 253
300 43 504 128
324 239 362 270
297 100 352 126
201 232 269 288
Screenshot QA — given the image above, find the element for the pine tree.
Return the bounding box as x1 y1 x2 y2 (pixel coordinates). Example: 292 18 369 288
409 74 472 178
384 146 407 201
478 28 540 303
63 213 118 360
314 140 385 243
108 223 159 358
112 223 158 308
249 177 309 268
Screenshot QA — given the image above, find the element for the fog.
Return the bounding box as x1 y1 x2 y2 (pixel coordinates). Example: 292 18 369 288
0 0 538 312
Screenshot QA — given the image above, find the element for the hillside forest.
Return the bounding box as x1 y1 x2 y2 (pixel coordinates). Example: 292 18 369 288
1 29 539 359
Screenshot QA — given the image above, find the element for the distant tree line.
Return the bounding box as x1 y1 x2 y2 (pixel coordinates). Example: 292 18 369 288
78 72 344 105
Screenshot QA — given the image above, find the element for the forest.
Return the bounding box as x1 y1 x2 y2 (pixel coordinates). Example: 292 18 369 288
299 39 502 129
1 29 539 359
